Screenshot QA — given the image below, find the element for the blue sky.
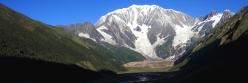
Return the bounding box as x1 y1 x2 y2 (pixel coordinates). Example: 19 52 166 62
0 0 247 25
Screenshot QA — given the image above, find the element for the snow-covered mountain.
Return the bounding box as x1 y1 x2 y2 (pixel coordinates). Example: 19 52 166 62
192 10 234 38
96 5 198 59
63 5 234 60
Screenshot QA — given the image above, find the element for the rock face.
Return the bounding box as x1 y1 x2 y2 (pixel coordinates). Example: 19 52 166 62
63 5 234 60
95 5 198 60
62 22 104 42
192 10 234 38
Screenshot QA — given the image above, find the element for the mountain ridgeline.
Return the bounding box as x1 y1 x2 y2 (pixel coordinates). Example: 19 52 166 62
62 5 233 61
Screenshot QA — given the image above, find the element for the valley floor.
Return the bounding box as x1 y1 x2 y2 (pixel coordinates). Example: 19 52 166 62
121 60 174 73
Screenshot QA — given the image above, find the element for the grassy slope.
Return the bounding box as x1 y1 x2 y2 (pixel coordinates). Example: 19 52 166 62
0 3 144 72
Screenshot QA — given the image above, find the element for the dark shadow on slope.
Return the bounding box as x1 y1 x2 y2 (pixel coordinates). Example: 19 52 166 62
0 56 117 83
173 32 248 83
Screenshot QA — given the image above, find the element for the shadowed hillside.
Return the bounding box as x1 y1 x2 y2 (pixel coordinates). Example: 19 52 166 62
170 6 248 83
0 56 117 83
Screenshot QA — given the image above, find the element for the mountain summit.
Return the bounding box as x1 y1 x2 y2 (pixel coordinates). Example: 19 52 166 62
64 5 233 60
95 5 197 59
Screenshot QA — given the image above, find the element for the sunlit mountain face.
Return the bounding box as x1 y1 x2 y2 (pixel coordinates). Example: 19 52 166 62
0 1 247 83
62 5 233 70
76 5 233 59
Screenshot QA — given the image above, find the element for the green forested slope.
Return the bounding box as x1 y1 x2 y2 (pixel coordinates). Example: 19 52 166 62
0 3 144 72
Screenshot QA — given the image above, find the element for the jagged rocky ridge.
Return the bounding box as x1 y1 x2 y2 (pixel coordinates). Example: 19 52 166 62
63 5 234 60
